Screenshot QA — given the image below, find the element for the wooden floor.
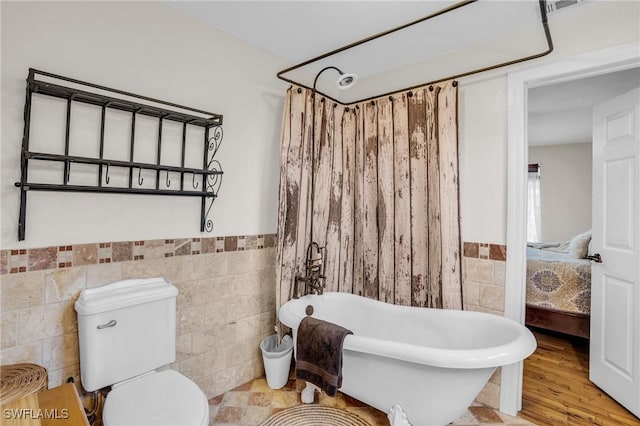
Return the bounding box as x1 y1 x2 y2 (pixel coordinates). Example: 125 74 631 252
520 328 639 426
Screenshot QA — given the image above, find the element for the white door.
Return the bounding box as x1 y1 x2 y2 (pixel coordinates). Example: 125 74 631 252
590 87 640 417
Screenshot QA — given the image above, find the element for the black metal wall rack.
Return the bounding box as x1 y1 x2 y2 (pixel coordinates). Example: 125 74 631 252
15 68 224 241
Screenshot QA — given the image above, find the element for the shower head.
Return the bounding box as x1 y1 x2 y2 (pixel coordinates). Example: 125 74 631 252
336 72 358 90
313 66 358 93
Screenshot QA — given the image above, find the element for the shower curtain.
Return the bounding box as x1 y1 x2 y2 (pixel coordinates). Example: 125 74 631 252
276 81 461 316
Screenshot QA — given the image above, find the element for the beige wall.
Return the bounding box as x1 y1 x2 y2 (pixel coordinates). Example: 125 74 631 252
529 143 592 242
458 0 638 246
0 0 282 402
1 1 288 249
462 244 507 408
456 1 637 408
1 0 639 415
0 242 276 399
459 77 509 244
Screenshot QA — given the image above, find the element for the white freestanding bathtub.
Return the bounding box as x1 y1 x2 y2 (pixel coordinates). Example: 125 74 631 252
278 292 536 426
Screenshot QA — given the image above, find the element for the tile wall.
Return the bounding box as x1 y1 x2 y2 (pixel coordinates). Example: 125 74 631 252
1 236 507 411
0 234 277 400
463 241 508 409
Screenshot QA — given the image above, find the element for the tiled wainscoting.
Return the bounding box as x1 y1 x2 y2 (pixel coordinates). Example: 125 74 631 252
1 237 508 416
463 241 508 409
0 235 277 401
463 242 507 316
1 235 276 274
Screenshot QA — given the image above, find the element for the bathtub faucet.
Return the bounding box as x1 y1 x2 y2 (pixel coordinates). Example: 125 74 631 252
293 242 326 298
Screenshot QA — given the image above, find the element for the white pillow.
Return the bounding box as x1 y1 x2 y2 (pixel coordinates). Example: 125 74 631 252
569 230 591 258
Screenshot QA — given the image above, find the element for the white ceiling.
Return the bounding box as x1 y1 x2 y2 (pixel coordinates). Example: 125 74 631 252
528 67 640 146
164 0 547 102
162 0 639 125
165 1 459 65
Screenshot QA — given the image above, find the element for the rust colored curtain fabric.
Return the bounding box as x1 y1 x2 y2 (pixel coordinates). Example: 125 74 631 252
276 82 461 316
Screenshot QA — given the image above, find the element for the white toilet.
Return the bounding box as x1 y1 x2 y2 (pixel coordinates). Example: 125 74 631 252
75 277 209 426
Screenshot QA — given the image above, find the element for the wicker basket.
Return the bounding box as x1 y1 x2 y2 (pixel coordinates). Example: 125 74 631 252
0 363 48 405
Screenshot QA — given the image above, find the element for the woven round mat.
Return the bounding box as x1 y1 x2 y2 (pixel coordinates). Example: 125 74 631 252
261 405 372 426
0 363 48 405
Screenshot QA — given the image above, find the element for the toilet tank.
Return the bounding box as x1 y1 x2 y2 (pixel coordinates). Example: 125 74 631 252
75 278 179 392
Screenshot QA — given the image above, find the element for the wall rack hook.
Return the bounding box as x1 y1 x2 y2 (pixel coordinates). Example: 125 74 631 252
15 68 224 241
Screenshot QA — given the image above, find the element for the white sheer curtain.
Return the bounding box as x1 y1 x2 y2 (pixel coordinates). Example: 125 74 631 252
527 165 542 242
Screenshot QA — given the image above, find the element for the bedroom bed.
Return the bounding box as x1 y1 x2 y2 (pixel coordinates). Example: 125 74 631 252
525 246 592 338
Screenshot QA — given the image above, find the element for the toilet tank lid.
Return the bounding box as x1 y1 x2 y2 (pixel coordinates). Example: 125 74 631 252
75 277 178 315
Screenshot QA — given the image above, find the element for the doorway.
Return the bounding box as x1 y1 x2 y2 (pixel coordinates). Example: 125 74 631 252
501 41 640 416
519 69 640 425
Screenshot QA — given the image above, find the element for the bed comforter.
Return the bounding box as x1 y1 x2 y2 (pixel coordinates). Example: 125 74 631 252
526 247 591 314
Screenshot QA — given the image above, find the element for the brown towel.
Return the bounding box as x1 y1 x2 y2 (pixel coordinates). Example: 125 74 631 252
295 316 352 397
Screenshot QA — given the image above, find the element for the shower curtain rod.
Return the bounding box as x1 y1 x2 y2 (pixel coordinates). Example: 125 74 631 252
276 0 554 105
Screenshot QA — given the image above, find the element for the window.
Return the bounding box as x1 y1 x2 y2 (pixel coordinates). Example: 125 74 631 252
527 164 541 242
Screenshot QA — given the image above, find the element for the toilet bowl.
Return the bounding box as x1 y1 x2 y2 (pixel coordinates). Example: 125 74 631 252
75 278 209 426
104 370 208 426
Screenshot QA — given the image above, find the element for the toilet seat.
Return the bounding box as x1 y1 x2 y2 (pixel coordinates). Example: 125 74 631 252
103 369 209 426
